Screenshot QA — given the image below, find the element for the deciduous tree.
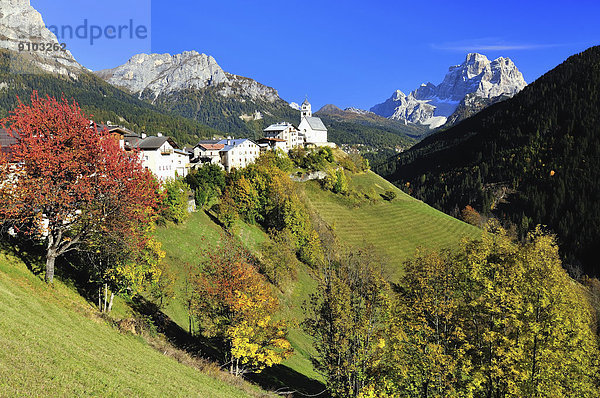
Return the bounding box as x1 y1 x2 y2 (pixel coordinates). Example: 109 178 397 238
193 235 292 376
0 92 160 283
304 246 389 397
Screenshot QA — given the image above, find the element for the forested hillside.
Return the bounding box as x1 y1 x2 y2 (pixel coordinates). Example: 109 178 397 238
377 45 600 276
151 86 299 139
0 50 220 145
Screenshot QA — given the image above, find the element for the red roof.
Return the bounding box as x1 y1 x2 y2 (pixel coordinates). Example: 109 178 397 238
198 143 225 150
259 137 286 143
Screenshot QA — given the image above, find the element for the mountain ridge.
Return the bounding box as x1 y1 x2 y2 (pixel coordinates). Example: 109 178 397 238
371 53 526 128
0 0 83 77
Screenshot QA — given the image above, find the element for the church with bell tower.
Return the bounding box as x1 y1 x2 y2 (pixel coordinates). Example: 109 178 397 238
298 98 328 145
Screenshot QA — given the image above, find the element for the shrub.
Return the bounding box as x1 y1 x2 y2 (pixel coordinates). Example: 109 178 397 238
159 179 191 224
381 190 397 201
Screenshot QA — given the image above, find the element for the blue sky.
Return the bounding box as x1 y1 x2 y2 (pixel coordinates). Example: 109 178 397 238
32 0 600 110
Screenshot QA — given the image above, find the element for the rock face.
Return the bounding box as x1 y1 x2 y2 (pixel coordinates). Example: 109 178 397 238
95 51 280 103
345 107 374 116
96 52 228 99
0 0 82 76
371 53 526 129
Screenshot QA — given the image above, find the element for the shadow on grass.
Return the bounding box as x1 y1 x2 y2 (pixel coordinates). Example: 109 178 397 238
0 235 45 277
130 295 328 397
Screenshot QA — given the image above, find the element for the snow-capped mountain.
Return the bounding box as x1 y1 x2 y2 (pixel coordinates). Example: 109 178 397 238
345 107 374 116
95 51 281 104
0 0 83 77
371 53 527 128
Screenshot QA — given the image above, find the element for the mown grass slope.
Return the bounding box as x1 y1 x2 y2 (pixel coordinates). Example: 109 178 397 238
0 251 263 397
303 171 480 280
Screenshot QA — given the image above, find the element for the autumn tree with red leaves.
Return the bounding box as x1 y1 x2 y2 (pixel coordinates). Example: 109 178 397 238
0 92 161 284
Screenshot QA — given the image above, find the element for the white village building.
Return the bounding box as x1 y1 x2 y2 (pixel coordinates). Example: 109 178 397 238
191 140 225 169
257 137 288 152
123 133 190 181
263 122 302 151
217 138 260 172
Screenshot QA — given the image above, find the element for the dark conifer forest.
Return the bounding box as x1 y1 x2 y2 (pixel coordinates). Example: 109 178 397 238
377 46 600 276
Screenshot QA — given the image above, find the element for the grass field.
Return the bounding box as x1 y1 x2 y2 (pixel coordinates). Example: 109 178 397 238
303 171 480 280
0 252 261 398
153 170 479 390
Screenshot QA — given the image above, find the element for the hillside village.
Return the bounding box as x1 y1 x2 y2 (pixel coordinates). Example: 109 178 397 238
99 98 333 179
0 98 333 181
3 0 600 395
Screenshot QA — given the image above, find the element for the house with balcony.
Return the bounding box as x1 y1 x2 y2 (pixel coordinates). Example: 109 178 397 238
125 134 190 181
191 140 225 169
263 122 302 151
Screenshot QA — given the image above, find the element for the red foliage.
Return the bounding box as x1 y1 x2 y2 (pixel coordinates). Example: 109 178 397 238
0 92 161 283
461 205 482 226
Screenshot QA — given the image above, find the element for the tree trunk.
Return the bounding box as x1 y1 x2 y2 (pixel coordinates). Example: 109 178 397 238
107 292 114 313
45 253 56 284
103 283 108 313
98 286 102 310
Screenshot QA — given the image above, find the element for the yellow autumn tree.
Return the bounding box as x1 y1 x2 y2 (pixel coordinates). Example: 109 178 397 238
517 228 599 396
193 235 293 376
382 248 467 397
380 221 600 397
228 290 292 375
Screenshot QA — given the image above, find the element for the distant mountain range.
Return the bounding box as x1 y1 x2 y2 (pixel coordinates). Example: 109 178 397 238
315 103 426 144
377 46 600 276
0 1 223 145
0 0 532 153
370 53 527 128
95 52 281 105
94 51 298 138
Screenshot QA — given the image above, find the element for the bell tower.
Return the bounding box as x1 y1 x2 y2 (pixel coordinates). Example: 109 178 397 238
301 98 312 118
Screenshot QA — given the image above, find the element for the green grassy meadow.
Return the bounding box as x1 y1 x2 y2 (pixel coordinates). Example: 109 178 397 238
0 169 480 397
303 171 480 280
0 252 260 398
153 170 479 389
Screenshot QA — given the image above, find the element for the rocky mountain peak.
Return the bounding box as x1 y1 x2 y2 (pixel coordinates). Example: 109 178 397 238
0 0 82 76
316 104 344 115
95 51 280 104
371 53 526 128
95 52 230 100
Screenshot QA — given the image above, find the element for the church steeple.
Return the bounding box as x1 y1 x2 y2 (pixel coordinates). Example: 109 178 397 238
301 98 312 118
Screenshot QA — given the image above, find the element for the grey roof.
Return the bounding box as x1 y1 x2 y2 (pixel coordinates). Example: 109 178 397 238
124 136 142 148
302 98 310 106
135 136 180 150
305 117 327 131
0 128 18 159
264 122 292 132
217 138 256 152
